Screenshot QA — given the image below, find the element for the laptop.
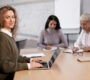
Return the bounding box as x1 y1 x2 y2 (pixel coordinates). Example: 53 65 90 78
35 47 60 70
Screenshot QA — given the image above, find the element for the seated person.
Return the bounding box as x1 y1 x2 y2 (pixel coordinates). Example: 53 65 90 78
72 13 90 52
0 5 43 80
38 15 68 50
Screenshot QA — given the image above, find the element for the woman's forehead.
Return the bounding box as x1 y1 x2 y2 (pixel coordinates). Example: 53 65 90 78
80 20 88 23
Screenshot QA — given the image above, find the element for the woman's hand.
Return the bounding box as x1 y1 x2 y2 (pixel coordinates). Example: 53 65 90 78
45 45 53 50
32 59 46 63
72 47 79 51
83 47 90 52
30 61 43 69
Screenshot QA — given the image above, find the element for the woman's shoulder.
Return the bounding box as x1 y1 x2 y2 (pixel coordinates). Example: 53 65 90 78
0 32 11 41
0 32 7 41
56 29 63 33
80 30 85 34
0 32 5 38
41 29 47 34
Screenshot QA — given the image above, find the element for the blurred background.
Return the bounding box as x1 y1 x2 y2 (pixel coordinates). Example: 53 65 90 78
0 0 90 49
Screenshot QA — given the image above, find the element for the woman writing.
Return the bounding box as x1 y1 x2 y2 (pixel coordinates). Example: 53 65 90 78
38 15 68 50
72 13 90 52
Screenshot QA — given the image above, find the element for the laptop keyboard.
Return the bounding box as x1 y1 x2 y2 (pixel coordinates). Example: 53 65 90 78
39 62 48 68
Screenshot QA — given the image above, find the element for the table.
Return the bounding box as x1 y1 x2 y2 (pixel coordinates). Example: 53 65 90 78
14 48 90 80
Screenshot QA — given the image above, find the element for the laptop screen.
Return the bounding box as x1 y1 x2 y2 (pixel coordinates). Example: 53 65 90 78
48 47 60 67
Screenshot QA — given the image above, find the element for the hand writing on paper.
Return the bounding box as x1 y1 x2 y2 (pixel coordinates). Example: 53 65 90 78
45 45 53 50
72 47 79 52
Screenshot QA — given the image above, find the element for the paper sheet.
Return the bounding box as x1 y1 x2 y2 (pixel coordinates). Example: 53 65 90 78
21 53 45 58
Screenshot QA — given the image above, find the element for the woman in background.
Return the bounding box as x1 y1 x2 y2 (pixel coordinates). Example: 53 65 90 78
72 13 90 52
38 15 68 50
0 6 43 80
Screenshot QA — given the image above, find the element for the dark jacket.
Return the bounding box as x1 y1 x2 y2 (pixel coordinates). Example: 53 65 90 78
0 32 30 80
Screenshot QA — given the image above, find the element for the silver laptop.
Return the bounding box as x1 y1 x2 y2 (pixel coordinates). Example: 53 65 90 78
36 47 60 70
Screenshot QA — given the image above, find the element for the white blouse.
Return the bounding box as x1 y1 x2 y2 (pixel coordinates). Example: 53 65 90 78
74 30 90 48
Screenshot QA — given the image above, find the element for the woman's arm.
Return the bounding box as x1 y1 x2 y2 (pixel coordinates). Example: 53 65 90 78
0 39 29 73
74 30 84 48
37 30 46 49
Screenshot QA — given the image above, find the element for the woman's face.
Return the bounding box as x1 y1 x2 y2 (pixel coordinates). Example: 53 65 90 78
48 20 57 29
3 10 15 31
80 20 90 33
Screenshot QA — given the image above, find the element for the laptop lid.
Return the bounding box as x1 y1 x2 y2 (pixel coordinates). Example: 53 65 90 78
48 47 60 68
33 47 60 70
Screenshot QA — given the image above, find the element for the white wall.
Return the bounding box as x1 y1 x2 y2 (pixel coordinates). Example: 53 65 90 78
1 0 90 41
13 0 54 40
55 0 80 34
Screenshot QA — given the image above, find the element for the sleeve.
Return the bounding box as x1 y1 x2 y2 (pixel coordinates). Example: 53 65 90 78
37 30 46 49
18 55 30 63
54 30 68 48
0 37 28 73
74 30 84 48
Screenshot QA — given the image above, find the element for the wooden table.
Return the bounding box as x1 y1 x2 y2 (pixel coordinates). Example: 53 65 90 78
14 48 90 80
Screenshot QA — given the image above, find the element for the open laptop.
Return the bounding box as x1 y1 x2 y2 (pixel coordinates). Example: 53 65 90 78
35 47 60 70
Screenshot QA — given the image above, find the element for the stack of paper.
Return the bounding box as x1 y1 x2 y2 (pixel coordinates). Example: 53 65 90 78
21 53 45 58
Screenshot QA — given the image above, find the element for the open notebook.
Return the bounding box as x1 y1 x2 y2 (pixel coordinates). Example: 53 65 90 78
64 49 83 54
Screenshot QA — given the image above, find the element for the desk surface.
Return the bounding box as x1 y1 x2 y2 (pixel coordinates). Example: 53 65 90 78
14 48 90 80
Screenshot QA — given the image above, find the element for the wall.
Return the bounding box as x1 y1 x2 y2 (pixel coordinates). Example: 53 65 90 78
14 0 54 40
81 0 90 14
0 0 90 42
55 0 80 34
0 0 54 40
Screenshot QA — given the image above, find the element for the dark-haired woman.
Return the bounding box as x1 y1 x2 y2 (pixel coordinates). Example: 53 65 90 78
38 15 68 50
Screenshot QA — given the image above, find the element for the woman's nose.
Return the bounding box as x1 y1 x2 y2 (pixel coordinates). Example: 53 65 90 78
10 18 13 22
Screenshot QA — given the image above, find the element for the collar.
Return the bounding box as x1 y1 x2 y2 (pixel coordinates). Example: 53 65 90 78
47 28 55 33
0 28 12 37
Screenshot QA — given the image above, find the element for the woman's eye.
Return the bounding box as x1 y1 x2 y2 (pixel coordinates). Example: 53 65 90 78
6 16 9 19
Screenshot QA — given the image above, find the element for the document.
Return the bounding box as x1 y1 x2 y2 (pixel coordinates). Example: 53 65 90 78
64 49 83 53
21 53 45 58
77 57 90 62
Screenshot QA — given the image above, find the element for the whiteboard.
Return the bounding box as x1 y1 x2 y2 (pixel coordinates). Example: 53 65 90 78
55 0 80 29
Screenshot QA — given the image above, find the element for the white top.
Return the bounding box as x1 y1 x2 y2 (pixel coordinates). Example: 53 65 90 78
74 30 90 48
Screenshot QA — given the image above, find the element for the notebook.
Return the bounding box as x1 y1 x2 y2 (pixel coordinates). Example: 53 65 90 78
64 49 83 54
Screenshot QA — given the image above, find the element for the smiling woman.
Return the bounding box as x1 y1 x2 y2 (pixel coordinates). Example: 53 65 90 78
3 10 15 31
0 5 44 80
0 6 18 36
